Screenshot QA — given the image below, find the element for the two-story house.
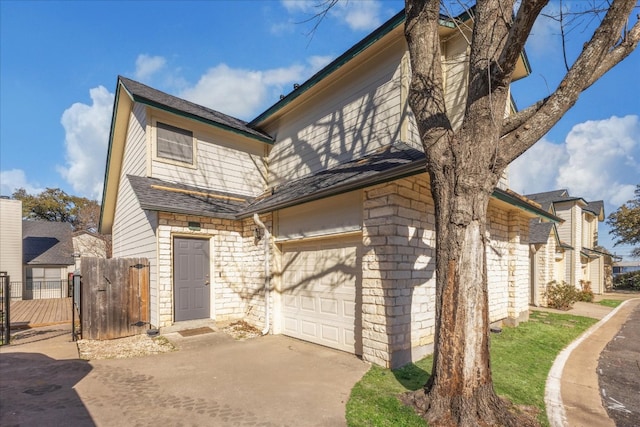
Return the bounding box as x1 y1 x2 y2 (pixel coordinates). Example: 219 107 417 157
527 189 606 304
100 10 557 368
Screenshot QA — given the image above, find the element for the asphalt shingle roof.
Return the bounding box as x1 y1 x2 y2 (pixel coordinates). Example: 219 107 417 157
23 221 74 265
241 141 425 216
118 76 273 142
584 200 605 217
525 189 604 219
128 175 251 220
529 219 555 244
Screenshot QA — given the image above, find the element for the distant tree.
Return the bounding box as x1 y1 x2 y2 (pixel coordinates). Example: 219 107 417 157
608 185 640 258
12 187 100 231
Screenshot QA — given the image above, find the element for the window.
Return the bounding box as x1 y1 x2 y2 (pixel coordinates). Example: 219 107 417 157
156 122 194 164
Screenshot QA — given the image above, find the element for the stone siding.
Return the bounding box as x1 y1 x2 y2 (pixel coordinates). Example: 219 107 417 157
362 176 436 368
156 212 271 329
362 175 532 367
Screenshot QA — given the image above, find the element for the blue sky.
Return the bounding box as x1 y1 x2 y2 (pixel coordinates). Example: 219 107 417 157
1 1 638 258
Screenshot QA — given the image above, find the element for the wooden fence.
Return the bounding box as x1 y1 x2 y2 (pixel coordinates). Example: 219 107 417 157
80 257 150 340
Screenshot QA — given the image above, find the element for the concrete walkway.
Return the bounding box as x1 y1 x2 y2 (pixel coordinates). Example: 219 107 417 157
544 295 640 427
0 327 369 426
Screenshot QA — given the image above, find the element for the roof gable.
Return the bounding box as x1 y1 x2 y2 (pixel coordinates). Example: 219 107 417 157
118 77 273 143
23 220 74 265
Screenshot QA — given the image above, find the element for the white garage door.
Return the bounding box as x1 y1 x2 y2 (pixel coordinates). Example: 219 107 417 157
281 237 361 354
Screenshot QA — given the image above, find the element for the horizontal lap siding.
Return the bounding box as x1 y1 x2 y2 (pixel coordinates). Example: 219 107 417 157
267 38 406 186
443 32 471 130
112 103 160 326
151 118 267 197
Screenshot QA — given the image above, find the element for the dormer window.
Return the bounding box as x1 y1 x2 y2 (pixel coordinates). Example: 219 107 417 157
156 122 194 164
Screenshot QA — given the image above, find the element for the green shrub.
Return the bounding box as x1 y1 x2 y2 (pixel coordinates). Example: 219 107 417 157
545 280 578 310
613 271 640 290
577 280 594 302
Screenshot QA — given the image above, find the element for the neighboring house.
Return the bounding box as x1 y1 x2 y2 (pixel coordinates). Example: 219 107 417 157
613 260 640 276
100 11 557 368
72 230 107 272
0 197 23 298
22 221 74 299
528 218 571 306
526 189 607 303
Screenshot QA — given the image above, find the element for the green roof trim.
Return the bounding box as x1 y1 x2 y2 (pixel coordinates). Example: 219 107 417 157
128 93 274 145
98 77 125 233
492 188 562 223
249 9 406 126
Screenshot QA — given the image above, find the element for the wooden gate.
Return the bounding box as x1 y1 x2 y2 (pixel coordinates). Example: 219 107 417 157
80 257 150 340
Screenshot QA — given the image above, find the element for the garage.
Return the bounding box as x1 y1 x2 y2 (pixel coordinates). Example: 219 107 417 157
281 237 362 354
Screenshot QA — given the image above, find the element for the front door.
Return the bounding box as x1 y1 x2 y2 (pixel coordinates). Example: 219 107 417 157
174 237 210 322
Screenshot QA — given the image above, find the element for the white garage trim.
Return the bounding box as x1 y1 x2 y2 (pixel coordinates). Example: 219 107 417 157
280 235 362 355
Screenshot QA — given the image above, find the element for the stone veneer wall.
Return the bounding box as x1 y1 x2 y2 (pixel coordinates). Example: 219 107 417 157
362 174 531 367
156 212 271 329
362 175 437 368
506 211 531 325
486 205 510 322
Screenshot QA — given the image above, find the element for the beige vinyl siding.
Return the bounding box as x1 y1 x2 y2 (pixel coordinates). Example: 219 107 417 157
583 214 596 249
150 113 267 196
277 191 363 240
0 198 23 285
266 37 406 186
442 31 471 130
112 103 160 325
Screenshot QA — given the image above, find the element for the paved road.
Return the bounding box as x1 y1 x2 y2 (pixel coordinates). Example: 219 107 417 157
598 303 640 426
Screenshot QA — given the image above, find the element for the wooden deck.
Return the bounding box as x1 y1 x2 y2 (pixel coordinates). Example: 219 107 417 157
9 298 73 328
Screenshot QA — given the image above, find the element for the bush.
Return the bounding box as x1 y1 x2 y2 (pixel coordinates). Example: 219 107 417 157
613 271 640 291
545 281 579 310
577 280 595 302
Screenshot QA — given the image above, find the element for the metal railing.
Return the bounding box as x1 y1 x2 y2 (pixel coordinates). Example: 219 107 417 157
23 280 70 300
1 273 10 345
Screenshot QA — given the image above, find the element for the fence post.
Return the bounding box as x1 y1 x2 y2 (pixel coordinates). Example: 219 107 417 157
1 272 10 345
72 273 82 341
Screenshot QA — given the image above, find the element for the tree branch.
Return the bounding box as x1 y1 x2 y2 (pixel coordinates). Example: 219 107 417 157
496 0 550 83
497 0 640 166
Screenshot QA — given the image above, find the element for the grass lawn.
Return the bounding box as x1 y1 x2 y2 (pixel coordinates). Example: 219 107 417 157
346 311 597 427
597 299 624 308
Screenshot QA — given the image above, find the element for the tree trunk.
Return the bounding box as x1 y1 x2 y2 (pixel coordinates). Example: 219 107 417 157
401 156 536 426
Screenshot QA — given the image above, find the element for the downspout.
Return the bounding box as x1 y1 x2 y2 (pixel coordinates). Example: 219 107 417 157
253 213 271 335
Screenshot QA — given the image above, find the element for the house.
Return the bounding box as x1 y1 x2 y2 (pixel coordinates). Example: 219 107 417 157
72 230 108 272
100 10 557 368
0 197 23 298
613 260 640 276
22 220 74 299
526 189 607 303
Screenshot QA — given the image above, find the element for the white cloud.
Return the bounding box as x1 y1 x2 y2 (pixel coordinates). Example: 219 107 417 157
58 86 114 200
134 54 167 81
509 137 568 194
558 115 639 206
510 115 640 208
178 57 331 119
308 55 334 71
334 1 383 31
280 0 384 32
0 169 43 196
526 3 562 55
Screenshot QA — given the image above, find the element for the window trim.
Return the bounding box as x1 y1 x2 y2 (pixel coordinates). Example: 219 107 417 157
152 119 197 168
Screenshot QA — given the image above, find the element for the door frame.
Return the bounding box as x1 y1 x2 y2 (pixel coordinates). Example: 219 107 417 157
172 235 213 322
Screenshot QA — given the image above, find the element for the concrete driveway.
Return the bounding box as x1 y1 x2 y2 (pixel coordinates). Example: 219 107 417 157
0 328 370 426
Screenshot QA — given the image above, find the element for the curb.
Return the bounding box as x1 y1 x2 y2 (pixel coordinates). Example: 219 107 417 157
545 298 639 427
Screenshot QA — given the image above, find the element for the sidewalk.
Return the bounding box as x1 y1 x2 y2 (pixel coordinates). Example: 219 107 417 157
544 297 640 427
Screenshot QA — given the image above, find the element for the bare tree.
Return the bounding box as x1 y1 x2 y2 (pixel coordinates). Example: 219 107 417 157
400 0 639 425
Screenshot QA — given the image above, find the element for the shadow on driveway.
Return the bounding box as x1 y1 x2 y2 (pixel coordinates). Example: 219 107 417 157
0 352 94 426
